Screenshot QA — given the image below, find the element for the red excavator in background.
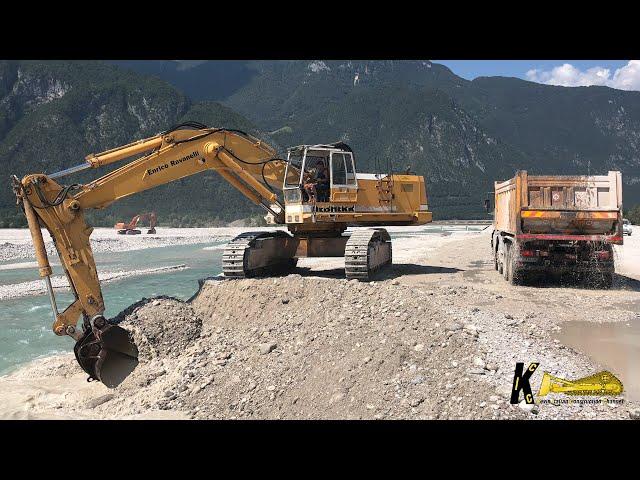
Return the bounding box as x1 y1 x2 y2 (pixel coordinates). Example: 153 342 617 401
114 212 157 235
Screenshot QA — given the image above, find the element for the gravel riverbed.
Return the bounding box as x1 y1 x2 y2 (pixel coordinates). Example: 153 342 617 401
1 228 639 420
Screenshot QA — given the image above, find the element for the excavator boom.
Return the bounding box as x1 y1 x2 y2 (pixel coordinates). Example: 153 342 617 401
13 124 290 386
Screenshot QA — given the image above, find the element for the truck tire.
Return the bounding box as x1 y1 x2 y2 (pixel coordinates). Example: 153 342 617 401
494 246 499 271
502 243 511 281
599 273 613 289
497 242 504 275
509 258 523 285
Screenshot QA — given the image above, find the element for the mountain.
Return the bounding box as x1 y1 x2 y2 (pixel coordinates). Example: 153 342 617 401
0 60 271 227
112 60 640 216
3 60 640 227
222 61 640 215
108 60 257 101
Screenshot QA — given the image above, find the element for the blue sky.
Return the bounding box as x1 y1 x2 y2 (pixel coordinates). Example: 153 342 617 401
434 60 629 80
433 60 640 91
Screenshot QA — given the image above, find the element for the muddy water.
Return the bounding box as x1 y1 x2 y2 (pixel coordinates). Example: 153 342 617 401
557 320 640 401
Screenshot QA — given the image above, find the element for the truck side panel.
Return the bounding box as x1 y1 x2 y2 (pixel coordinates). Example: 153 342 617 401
494 175 520 236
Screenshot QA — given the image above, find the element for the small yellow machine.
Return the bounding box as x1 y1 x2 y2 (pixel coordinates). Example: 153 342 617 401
12 122 431 386
537 371 623 396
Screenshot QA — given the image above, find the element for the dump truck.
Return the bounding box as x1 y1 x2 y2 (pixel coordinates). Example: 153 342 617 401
490 170 623 287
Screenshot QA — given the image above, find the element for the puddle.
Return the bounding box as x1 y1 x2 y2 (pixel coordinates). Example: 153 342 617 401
556 320 640 401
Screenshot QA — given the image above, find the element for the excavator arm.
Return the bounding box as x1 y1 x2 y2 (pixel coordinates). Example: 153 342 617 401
12 123 289 386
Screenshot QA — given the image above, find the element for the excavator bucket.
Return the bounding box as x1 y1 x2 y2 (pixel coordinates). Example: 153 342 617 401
73 318 138 388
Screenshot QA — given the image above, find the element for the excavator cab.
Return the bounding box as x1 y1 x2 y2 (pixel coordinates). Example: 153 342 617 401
283 143 358 209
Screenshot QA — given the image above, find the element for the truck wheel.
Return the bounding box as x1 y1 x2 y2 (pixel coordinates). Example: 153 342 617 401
494 247 499 271
497 243 504 275
502 244 511 281
599 273 613 289
510 263 523 286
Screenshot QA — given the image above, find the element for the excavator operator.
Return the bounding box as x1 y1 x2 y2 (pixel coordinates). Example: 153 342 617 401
303 159 329 203
315 162 329 202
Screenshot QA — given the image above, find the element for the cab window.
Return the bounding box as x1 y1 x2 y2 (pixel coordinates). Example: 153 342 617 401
344 153 356 186
284 151 303 187
331 152 357 186
331 153 347 185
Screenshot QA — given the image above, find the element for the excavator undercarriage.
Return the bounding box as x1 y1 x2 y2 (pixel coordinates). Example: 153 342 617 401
222 227 392 281
12 123 431 387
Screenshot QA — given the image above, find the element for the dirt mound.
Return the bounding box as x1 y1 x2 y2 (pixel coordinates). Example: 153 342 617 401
75 275 520 419
116 297 203 360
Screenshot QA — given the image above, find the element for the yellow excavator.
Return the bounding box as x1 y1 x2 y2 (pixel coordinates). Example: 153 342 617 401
12 122 432 387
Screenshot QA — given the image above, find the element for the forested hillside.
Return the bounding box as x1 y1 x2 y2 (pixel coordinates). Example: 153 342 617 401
3 59 640 226
0 61 271 227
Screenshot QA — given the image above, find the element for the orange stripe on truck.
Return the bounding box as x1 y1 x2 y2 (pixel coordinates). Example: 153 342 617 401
521 210 618 219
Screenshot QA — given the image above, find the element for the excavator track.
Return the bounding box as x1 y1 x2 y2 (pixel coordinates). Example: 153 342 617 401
344 228 392 281
222 230 297 278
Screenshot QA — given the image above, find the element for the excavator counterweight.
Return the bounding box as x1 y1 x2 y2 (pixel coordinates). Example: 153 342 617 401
12 123 432 387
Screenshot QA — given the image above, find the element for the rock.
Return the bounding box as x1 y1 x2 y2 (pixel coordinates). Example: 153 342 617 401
518 400 537 413
281 298 290 304
414 344 425 352
630 408 640 420
86 394 114 409
259 342 277 355
329 392 345 404
266 385 276 391
504 314 513 320
473 357 486 369
411 376 425 385
447 322 463 332
391 279 400 285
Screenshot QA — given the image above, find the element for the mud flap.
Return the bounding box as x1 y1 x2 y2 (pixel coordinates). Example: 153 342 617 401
74 318 138 388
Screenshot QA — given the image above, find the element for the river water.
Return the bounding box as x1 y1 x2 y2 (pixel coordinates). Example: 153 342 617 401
557 320 640 402
0 241 225 375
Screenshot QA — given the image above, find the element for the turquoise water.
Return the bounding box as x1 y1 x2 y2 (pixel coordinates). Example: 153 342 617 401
0 241 224 375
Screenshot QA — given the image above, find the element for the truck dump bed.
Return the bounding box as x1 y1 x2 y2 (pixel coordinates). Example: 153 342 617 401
494 171 623 243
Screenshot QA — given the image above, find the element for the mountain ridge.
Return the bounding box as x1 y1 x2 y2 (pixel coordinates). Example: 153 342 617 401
2 60 640 227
